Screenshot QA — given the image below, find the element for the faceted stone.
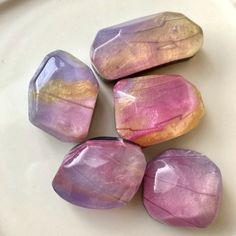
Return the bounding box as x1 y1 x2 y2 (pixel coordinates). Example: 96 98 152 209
91 12 203 81
143 149 222 228
28 50 99 142
114 75 204 147
52 137 146 209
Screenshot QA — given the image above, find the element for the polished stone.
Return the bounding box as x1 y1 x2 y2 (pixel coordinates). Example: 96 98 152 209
91 12 203 81
114 75 204 147
52 137 146 209
143 149 222 228
28 50 98 142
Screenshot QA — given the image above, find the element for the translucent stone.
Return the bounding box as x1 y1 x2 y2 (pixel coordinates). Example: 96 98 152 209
28 50 99 142
91 12 203 81
143 149 222 228
52 137 146 209
114 75 204 147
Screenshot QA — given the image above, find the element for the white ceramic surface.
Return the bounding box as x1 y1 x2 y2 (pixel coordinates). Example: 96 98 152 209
0 0 236 235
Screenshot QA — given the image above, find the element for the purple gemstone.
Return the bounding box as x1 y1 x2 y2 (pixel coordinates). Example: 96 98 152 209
91 12 203 81
28 50 99 142
52 137 146 209
114 75 204 147
143 149 222 228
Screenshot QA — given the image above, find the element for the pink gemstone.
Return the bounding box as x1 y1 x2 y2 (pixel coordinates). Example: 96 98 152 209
114 75 204 147
91 12 203 81
28 50 99 142
52 137 146 209
143 149 222 228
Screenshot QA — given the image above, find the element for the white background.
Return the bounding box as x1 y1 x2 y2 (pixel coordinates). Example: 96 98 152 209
0 0 236 235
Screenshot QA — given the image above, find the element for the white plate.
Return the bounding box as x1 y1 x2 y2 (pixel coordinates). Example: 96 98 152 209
1 0 236 235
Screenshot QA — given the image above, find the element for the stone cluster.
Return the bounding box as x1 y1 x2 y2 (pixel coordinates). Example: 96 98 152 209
28 12 222 229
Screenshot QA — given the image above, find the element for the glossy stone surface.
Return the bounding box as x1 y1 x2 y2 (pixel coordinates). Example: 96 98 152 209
143 149 222 228
52 137 146 209
28 50 99 142
114 75 204 147
91 12 203 81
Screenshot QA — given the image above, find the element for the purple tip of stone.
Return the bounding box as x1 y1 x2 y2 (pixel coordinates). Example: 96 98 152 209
28 50 99 142
143 149 222 228
52 137 146 209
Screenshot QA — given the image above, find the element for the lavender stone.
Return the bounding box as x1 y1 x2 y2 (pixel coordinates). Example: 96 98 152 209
143 149 222 228
91 12 203 81
52 137 146 209
28 50 98 142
